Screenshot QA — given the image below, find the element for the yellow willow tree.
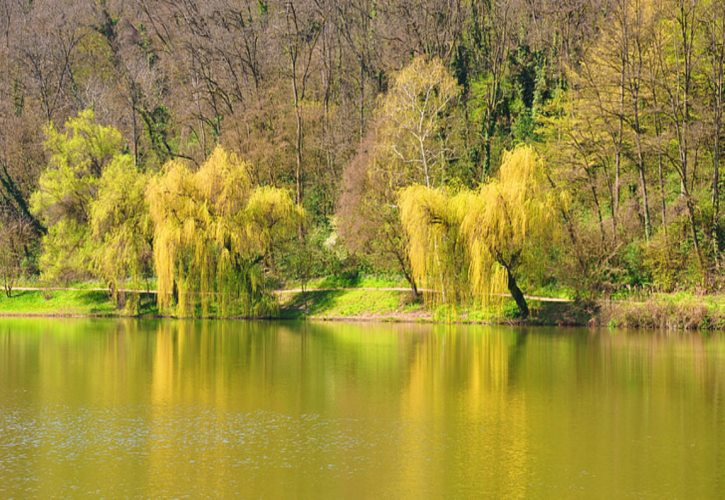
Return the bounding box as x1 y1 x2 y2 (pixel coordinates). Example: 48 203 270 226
146 146 303 318
398 185 474 306
89 154 153 308
400 146 560 318
461 146 559 318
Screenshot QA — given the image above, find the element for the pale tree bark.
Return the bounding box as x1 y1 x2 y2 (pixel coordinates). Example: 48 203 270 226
626 0 652 240
613 0 628 235
656 0 707 281
284 0 321 206
704 1 724 270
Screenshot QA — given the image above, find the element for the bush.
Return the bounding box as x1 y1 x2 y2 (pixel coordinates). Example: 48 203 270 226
642 218 701 292
599 297 724 330
276 222 366 290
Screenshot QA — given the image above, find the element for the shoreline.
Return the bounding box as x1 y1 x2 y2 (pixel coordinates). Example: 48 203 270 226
0 287 722 330
0 308 722 332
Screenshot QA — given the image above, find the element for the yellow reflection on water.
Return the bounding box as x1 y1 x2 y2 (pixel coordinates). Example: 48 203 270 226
0 319 723 498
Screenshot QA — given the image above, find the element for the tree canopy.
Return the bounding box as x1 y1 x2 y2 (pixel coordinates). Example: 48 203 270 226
89 154 152 301
30 109 126 282
147 146 303 317
400 146 559 317
2 0 722 319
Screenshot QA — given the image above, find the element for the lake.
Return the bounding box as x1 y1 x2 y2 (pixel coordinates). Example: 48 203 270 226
0 319 723 497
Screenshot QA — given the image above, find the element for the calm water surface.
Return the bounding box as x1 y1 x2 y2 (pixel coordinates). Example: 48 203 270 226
0 319 723 498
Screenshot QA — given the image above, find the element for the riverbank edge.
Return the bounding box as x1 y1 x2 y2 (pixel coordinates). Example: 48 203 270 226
0 311 721 331
0 288 722 330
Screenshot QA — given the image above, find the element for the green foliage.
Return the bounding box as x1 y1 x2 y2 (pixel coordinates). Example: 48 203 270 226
641 217 704 292
277 224 339 289
140 106 174 165
601 293 725 330
621 242 650 288
279 288 417 319
31 109 125 282
0 289 156 316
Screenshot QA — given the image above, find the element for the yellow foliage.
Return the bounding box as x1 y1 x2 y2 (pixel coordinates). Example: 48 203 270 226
400 146 560 313
89 154 152 297
374 56 461 188
461 146 558 307
399 185 472 305
147 146 303 317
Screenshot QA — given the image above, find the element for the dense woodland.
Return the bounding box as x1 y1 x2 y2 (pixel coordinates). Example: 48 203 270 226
0 0 722 317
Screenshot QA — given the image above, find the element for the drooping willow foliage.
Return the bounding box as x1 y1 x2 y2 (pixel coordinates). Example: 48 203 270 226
89 154 152 306
146 146 303 317
398 185 473 305
400 146 560 317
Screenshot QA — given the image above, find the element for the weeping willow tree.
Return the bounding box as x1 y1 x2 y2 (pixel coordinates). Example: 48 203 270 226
89 154 152 309
461 146 559 318
147 146 303 318
398 185 473 306
400 146 560 318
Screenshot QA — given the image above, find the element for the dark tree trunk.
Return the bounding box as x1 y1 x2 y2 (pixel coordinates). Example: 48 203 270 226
506 267 529 319
393 245 420 300
172 280 179 306
0 162 47 235
409 277 420 300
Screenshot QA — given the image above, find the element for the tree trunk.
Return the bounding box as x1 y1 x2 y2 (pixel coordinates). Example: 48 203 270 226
650 60 667 232
131 99 139 165
636 149 652 240
713 130 721 269
294 94 303 205
359 57 365 142
632 93 651 239
291 45 303 205
614 15 626 233
393 240 420 300
506 267 529 319
614 148 621 232
683 186 707 284
0 162 47 235
172 280 179 306
482 120 494 181
712 49 722 270
408 276 420 300
658 153 667 232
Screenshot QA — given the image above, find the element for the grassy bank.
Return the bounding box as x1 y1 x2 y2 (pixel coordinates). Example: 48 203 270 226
0 290 156 317
277 288 427 321
0 286 723 330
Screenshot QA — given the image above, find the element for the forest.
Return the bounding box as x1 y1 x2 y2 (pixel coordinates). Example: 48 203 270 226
0 0 722 319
